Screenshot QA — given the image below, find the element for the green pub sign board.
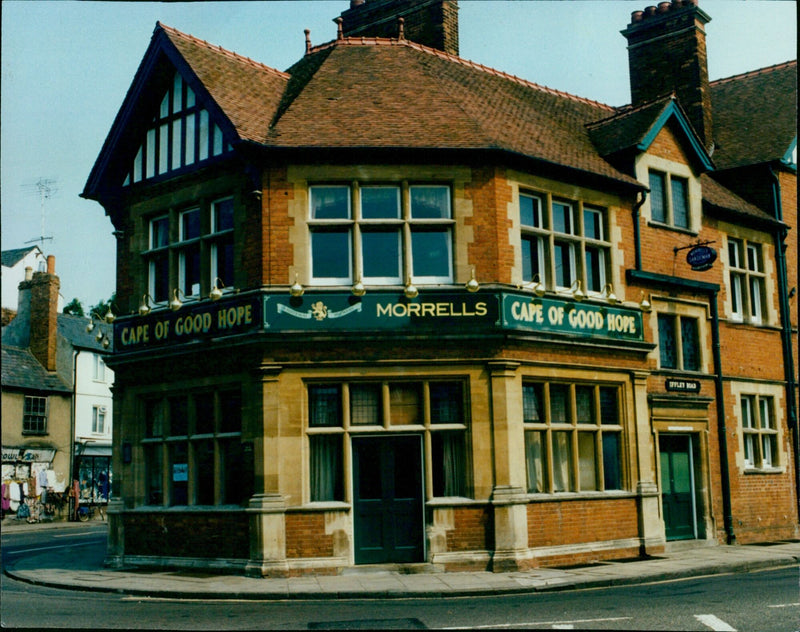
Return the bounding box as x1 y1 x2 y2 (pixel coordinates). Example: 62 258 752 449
501 293 643 341
263 292 499 332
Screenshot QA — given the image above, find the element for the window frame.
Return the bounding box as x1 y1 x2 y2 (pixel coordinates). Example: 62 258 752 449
519 192 610 294
306 378 470 502
91 405 107 435
23 395 48 435
141 197 236 304
647 169 692 230
308 182 454 288
522 381 624 494
141 387 249 507
728 237 767 324
657 313 702 372
740 394 779 470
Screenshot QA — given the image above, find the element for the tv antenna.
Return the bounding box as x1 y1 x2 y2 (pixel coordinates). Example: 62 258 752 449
22 177 57 250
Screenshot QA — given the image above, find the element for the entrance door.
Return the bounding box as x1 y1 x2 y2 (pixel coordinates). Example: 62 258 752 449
352 435 424 564
659 435 697 540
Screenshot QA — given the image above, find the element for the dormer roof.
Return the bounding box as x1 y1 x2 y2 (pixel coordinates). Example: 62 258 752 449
587 95 714 172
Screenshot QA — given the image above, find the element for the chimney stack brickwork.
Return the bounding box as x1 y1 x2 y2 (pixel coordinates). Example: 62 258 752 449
28 255 60 372
340 0 459 56
622 0 713 149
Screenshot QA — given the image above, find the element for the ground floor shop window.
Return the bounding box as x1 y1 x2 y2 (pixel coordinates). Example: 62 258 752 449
77 456 111 503
141 387 251 506
307 379 469 502
523 381 623 493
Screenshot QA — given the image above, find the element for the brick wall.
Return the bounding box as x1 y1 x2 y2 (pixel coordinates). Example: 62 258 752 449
465 165 514 284
445 505 493 552
285 513 335 558
29 258 59 372
527 498 639 548
124 512 250 559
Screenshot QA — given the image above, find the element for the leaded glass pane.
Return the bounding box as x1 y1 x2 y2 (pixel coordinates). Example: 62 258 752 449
658 314 677 369
649 171 666 222
523 384 544 423
309 386 342 427
350 384 381 425
671 177 689 228
680 317 700 371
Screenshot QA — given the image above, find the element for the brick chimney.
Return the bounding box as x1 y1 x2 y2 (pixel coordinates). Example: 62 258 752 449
339 0 459 56
622 0 713 149
29 255 60 371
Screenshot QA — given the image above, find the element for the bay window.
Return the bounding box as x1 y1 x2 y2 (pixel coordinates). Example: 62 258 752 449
520 192 610 293
523 381 623 493
142 388 249 507
309 183 453 287
307 379 469 502
143 196 235 304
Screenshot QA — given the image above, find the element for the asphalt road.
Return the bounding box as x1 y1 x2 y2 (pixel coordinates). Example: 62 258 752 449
2 525 798 630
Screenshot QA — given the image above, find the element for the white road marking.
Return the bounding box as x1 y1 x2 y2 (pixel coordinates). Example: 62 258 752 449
4 541 99 554
768 603 800 608
440 617 631 629
695 614 737 631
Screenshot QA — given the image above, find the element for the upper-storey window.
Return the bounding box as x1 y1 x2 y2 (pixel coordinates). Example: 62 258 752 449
308 183 453 287
740 395 778 469
142 196 235 303
649 170 690 230
123 72 232 187
520 193 610 293
23 395 48 435
728 237 766 324
657 313 700 371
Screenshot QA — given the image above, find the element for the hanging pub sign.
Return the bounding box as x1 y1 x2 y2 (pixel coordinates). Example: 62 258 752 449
686 245 717 271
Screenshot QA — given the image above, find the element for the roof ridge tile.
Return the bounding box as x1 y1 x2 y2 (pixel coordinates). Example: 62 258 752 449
157 22 290 79
711 59 797 87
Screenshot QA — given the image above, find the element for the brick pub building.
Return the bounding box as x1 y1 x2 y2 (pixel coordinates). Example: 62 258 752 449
83 0 797 575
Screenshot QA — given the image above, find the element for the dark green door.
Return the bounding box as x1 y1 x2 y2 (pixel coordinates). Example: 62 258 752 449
660 435 696 540
353 435 424 564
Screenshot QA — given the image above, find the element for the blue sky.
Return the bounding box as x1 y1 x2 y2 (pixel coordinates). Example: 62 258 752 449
1 0 796 308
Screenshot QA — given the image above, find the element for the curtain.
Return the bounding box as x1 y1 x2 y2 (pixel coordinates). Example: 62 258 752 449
310 435 342 501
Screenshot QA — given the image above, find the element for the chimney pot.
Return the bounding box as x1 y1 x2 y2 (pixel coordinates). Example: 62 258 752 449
46 255 55 274
645 6 657 17
25 266 33 281
398 17 405 40
658 2 671 13
304 29 311 54
335 17 343 39
350 0 365 7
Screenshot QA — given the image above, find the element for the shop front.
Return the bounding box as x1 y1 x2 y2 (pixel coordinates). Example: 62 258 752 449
104 287 669 574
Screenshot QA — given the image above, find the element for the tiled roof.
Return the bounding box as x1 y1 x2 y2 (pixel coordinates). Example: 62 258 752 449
1 246 40 268
58 313 113 353
700 173 778 225
587 97 680 157
711 61 797 170
1 345 70 393
165 27 641 189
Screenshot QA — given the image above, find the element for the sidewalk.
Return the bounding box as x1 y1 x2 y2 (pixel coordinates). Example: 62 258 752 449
3 519 799 600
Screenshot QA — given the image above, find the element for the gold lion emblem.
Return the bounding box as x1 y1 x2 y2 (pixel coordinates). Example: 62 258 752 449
311 301 328 321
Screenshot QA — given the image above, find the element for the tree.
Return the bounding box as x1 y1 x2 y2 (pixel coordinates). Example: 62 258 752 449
63 297 85 317
90 292 117 319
